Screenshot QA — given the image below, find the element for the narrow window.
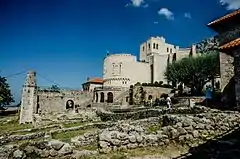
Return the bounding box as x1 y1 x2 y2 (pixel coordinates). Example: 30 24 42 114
170 48 172 53
153 43 155 49
167 48 169 52
156 44 158 49
143 46 144 51
148 43 150 49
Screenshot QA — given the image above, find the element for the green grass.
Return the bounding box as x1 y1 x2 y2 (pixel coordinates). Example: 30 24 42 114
0 119 33 135
147 124 162 133
63 122 87 128
51 128 97 142
11 126 59 135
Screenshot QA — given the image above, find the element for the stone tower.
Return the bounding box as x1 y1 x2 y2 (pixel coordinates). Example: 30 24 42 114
19 71 37 124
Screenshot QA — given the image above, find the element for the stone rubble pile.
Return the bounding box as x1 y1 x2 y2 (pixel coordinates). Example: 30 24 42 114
71 130 99 146
98 112 240 153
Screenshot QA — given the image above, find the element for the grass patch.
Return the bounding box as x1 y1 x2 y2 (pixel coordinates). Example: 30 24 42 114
75 144 98 151
63 122 87 128
52 128 97 142
11 126 59 135
147 124 162 133
0 119 33 135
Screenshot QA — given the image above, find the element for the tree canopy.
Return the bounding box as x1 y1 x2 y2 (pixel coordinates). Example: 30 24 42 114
0 76 14 107
164 51 220 95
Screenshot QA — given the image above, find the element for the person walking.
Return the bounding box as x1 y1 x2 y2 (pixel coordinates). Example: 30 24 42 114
165 94 172 109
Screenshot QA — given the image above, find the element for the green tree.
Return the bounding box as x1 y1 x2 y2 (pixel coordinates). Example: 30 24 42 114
164 52 220 95
50 85 60 92
0 76 15 107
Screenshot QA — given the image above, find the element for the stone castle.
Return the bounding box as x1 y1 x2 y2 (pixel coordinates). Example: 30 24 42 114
20 36 196 124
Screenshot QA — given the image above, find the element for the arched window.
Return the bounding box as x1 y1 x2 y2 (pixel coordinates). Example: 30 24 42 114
95 93 98 102
100 92 104 103
107 92 113 103
173 53 176 62
156 44 159 49
153 43 156 49
148 95 153 100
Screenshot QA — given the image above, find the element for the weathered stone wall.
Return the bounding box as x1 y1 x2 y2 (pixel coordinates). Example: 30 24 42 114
133 86 172 103
219 52 234 92
37 90 92 115
98 112 240 153
20 71 37 124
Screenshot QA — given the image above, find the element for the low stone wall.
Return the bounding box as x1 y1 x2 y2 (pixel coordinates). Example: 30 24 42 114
0 139 97 159
71 131 99 146
98 112 240 153
96 106 211 122
0 132 46 146
175 97 205 106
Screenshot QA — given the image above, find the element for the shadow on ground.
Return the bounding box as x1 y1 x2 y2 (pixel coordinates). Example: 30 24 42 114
174 126 240 159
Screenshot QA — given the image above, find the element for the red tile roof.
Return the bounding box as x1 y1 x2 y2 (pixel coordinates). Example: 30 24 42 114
208 10 240 26
219 38 240 50
87 78 103 84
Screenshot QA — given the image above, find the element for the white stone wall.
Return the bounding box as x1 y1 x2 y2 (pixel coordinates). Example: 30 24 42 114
152 53 169 83
140 36 179 62
103 54 150 87
89 83 102 92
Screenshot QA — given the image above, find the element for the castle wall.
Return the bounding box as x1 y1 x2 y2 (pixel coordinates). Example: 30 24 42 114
140 37 179 62
152 54 169 83
36 90 93 114
103 54 150 87
134 86 172 102
219 52 234 92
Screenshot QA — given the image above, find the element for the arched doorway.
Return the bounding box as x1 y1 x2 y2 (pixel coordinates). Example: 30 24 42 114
100 92 104 103
148 95 153 100
107 92 113 103
95 93 98 103
66 100 74 109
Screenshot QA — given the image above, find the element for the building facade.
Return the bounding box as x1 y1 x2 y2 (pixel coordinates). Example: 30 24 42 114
94 36 194 104
103 36 193 88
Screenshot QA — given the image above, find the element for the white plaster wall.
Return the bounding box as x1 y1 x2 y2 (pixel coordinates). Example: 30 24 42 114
153 54 169 83
89 83 102 92
140 36 180 63
103 54 150 87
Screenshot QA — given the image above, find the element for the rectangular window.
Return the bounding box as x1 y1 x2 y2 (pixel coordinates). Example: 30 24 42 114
167 48 169 52
148 43 150 49
170 48 172 53
153 43 155 49
143 46 144 51
156 44 158 49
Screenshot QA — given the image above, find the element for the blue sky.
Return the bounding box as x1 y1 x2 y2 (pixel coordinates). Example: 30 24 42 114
0 0 239 103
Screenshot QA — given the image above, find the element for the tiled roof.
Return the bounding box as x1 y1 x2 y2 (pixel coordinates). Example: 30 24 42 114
208 9 240 26
219 38 240 50
87 78 103 84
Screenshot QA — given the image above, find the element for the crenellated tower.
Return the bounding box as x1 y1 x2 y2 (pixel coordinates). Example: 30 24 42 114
19 71 37 124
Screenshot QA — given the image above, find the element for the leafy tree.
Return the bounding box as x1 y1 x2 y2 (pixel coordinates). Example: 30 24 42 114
0 76 14 107
164 52 220 95
50 85 60 92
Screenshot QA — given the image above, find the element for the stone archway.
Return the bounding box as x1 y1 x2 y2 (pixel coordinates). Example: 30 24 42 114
95 93 99 103
66 100 74 109
148 95 153 100
107 92 114 103
100 92 104 103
